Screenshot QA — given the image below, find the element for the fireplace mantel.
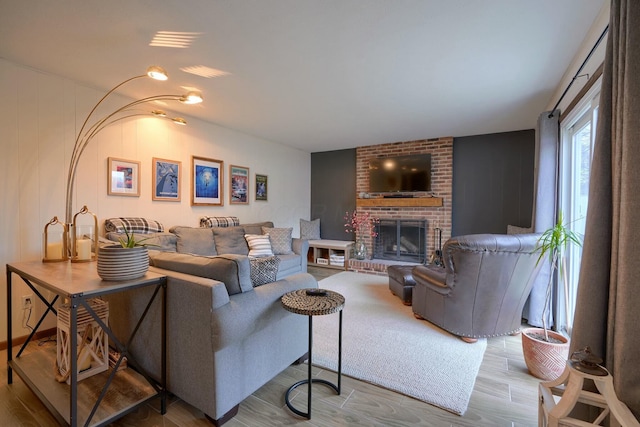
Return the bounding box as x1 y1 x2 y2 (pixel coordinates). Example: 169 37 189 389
356 197 443 208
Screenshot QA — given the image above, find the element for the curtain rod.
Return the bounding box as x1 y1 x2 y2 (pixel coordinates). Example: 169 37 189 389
548 24 609 118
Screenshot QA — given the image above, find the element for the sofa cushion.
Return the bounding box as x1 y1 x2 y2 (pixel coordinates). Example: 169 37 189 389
300 218 321 240
242 221 274 235
249 256 281 287
245 234 274 257
105 217 164 234
200 216 240 228
149 251 253 295
262 227 293 255
105 232 177 252
170 226 217 256
213 226 249 255
277 253 301 272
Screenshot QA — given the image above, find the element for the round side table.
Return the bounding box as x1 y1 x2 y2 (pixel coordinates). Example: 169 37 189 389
281 288 345 419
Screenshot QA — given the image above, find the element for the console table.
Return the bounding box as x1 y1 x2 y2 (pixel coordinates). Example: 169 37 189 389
6 261 167 427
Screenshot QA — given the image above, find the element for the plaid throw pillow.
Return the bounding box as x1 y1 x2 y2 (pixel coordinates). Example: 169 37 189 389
104 218 164 234
200 216 240 228
249 256 280 287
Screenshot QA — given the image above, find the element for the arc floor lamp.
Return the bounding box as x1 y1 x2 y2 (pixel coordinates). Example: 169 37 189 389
64 65 203 225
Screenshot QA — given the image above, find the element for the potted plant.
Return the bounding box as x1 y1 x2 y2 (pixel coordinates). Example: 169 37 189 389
97 228 152 281
522 213 583 380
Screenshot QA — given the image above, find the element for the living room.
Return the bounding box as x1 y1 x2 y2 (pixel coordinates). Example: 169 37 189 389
4 1 640 426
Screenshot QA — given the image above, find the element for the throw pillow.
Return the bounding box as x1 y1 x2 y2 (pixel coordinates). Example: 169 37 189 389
212 226 249 255
249 256 281 287
262 227 294 255
507 224 533 235
105 217 164 234
300 218 321 240
199 216 240 228
244 234 274 257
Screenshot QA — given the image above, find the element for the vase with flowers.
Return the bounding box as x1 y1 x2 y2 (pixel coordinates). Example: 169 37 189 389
344 210 379 260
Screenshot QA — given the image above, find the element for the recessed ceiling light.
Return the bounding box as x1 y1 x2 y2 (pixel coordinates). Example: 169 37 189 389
180 65 231 79
149 31 202 48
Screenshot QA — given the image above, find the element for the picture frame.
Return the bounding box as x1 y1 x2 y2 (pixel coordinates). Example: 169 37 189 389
107 157 140 196
255 174 268 201
152 157 181 201
192 156 223 206
230 165 250 204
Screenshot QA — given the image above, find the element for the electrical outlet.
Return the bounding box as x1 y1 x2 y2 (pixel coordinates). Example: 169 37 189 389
21 295 33 310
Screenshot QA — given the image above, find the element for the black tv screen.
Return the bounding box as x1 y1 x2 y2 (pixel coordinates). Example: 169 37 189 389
369 154 432 193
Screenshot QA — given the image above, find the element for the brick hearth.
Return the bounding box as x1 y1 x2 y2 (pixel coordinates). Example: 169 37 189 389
349 258 420 276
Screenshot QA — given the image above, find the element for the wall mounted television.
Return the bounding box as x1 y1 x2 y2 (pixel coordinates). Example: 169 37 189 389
368 154 432 193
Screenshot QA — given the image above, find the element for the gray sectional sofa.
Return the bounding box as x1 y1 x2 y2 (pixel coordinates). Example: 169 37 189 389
103 221 316 425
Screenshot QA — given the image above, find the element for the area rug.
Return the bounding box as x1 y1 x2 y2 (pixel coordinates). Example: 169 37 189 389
311 271 487 415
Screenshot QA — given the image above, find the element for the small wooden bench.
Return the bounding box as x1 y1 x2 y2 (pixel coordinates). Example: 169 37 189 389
307 240 354 270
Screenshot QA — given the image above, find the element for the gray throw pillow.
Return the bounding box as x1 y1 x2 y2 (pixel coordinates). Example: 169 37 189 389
170 226 217 256
262 227 293 255
249 256 281 287
300 218 321 240
213 226 249 255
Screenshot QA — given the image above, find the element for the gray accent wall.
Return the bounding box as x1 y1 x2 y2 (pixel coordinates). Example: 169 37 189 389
310 149 357 239
452 130 535 236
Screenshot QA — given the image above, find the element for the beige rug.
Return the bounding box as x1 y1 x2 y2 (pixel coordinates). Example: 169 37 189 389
311 271 487 415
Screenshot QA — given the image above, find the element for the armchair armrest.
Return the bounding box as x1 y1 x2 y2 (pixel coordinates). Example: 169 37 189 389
412 265 451 296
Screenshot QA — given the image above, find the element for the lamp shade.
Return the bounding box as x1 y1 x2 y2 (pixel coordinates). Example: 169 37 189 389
146 65 168 81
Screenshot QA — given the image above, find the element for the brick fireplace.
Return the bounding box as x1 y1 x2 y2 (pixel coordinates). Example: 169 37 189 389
349 137 453 275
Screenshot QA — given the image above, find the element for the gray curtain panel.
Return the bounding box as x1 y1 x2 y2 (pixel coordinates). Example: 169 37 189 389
571 0 640 417
523 110 559 327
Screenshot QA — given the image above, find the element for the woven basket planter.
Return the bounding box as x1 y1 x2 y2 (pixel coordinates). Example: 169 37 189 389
97 245 149 281
521 327 570 381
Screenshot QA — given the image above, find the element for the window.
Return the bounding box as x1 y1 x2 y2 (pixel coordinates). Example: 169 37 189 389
558 78 601 333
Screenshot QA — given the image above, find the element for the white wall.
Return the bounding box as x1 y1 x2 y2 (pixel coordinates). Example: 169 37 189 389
0 58 311 343
546 1 610 113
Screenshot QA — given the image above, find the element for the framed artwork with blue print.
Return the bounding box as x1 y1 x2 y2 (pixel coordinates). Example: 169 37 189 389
192 156 224 206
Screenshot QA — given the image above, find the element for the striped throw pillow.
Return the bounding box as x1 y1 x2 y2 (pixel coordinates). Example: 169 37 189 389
244 234 273 258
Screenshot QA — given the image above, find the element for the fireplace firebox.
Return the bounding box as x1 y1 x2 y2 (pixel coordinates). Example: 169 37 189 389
374 219 427 263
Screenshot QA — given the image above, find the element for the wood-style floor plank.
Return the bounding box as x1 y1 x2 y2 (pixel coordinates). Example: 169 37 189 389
1 267 542 426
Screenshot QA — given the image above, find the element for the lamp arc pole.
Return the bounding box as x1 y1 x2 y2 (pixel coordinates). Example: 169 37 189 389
64 66 202 225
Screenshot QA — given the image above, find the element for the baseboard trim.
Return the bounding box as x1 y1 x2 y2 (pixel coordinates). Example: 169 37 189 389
0 327 57 351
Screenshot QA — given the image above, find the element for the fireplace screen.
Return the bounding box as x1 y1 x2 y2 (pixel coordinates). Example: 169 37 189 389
374 219 427 263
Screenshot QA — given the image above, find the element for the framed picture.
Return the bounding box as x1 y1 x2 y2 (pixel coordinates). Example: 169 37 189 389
192 156 223 206
152 157 181 201
230 165 250 204
255 174 268 201
107 157 140 196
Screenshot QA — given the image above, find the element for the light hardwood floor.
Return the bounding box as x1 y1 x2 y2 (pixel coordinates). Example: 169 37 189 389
1 267 541 426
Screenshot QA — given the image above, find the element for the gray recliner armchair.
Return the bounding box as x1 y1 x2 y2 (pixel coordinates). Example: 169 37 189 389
411 233 542 342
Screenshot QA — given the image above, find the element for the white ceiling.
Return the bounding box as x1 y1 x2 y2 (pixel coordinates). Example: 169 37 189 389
0 0 605 153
